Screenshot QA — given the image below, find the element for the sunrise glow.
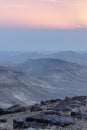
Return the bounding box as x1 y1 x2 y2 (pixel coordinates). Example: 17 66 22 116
0 0 87 28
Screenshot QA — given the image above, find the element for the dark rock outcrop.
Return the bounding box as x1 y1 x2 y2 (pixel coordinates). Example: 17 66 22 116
5 105 23 114
1 96 87 130
13 114 74 129
26 113 74 126
52 101 85 111
0 105 25 115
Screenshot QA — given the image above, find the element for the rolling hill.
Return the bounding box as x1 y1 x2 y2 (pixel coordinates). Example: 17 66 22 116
1 58 87 108
47 51 87 66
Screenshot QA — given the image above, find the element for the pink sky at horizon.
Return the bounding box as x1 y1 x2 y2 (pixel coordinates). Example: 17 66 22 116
0 0 87 28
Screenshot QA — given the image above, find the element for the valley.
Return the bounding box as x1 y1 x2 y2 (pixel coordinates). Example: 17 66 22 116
0 58 87 107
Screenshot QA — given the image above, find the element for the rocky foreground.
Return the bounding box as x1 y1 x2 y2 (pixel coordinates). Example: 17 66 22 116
0 96 87 130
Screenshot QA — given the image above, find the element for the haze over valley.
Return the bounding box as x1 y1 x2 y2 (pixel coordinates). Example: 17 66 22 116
0 51 87 107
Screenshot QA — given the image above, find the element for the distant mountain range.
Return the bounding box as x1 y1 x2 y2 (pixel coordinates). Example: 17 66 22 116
47 51 87 66
0 51 87 66
1 58 87 108
0 51 44 66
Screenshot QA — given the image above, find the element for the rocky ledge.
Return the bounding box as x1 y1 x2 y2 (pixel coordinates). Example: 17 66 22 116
0 96 87 130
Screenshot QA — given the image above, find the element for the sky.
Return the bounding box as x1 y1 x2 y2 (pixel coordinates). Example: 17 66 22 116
0 0 87 28
0 0 87 51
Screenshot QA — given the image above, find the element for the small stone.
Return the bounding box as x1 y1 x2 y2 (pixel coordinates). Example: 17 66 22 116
13 118 29 129
71 111 81 118
0 119 7 123
30 105 42 112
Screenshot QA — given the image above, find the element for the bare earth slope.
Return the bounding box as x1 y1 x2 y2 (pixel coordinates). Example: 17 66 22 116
0 59 87 107
16 58 87 99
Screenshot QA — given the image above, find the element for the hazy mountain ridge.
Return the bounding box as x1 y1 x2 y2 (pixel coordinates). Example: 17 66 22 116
47 51 87 66
0 51 44 66
1 51 87 66
16 58 87 80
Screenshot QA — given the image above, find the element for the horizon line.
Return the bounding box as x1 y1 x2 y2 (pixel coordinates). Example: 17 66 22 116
0 25 87 30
